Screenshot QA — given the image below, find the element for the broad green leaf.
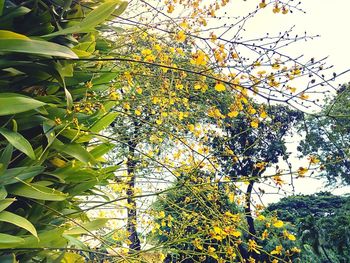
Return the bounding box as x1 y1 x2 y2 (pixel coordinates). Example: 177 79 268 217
90 112 118 133
0 7 30 24
0 166 44 185
0 234 24 248
0 30 29 40
92 72 119 85
0 211 37 237
0 39 78 58
8 182 67 201
64 218 108 235
43 1 126 38
52 140 97 164
0 128 35 160
0 198 15 212
89 143 115 158
0 187 6 199
15 228 66 249
71 48 92 58
0 144 13 174
0 93 46 116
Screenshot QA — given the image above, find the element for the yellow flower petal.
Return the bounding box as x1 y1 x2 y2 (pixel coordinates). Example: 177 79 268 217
215 83 226 92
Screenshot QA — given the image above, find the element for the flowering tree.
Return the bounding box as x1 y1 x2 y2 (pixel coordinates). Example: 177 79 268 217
0 0 347 262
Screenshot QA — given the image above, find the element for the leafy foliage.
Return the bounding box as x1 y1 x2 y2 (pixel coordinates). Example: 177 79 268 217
298 84 350 185
267 192 350 263
0 0 127 261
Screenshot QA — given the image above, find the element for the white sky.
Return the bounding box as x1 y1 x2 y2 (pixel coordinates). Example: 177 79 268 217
229 0 350 84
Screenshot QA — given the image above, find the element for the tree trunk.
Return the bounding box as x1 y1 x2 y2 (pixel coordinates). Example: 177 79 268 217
126 139 141 252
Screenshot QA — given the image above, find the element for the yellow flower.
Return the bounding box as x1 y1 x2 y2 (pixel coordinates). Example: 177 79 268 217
273 220 284 228
226 246 236 257
251 120 259 129
272 63 280 69
176 30 186 42
194 84 202 90
141 49 152 56
215 83 226 92
261 229 269 240
228 110 239 118
291 246 301 253
228 192 234 203
271 245 283 255
299 93 309 100
134 109 142 116
167 4 174 13
288 233 296 241
259 1 267 8
297 167 308 177
190 50 207 66
260 110 268 119
282 7 289 14
228 229 241 237
248 239 262 254
193 238 203 250
188 124 195 132
273 5 281 13
308 155 320 164
159 253 166 261
248 107 257 115
208 246 216 254
123 102 130 110
273 175 284 186
257 215 266 221
136 87 143 94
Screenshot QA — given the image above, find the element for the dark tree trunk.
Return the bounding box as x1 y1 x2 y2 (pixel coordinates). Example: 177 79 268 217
245 179 260 260
126 138 141 252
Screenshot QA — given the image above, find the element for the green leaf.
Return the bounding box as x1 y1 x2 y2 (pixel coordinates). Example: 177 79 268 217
0 211 37 237
0 144 13 174
64 218 108 235
15 228 66 249
89 143 115 158
43 1 126 38
52 140 97 164
0 0 4 16
0 93 46 116
0 234 24 248
0 39 78 58
90 112 118 133
0 7 31 25
0 166 44 185
7 182 67 201
112 0 128 17
0 128 35 160
0 187 6 199
0 198 16 212
0 30 29 39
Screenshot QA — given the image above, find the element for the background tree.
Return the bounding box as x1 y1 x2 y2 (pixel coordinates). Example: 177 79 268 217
267 192 350 263
298 83 350 185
